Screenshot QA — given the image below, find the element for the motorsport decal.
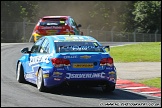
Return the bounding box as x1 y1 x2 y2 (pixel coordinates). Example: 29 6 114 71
53 72 63 78
80 55 91 59
29 54 53 66
107 77 116 83
40 26 63 29
109 71 115 75
63 55 77 59
106 67 114 70
25 73 35 78
66 72 105 79
43 74 49 78
61 46 101 51
53 72 63 76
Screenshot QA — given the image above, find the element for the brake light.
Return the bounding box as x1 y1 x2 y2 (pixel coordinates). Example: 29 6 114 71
107 58 113 64
62 59 70 66
51 58 70 67
100 57 113 66
100 58 107 65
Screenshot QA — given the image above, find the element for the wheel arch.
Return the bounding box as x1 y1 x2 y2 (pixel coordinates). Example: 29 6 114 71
16 60 24 72
37 66 42 73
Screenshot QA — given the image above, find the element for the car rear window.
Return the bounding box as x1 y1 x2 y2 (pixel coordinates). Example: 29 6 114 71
40 18 66 26
55 42 104 53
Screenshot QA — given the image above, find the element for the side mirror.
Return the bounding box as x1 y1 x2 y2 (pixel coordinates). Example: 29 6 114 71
77 24 82 28
104 46 110 52
21 47 29 53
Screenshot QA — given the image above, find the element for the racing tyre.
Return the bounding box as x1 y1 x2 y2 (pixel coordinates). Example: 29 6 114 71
102 84 115 92
16 62 26 83
37 68 46 92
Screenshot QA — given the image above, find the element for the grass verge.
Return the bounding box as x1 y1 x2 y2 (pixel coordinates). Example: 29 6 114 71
132 77 161 88
109 42 161 62
108 42 161 88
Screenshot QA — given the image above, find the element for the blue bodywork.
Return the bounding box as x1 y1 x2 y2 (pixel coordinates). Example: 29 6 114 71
17 35 117 88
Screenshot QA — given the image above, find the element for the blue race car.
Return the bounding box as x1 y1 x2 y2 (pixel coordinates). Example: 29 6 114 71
16 35 117 92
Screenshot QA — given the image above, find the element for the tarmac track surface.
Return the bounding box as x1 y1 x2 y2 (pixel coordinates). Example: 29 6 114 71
1 42 161 107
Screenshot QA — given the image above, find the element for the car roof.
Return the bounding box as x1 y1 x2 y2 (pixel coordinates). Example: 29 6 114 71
45 35 98 42
42 16 70 19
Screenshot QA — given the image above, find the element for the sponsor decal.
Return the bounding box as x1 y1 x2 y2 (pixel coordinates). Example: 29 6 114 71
29 54 52 66
70 47 89 51
109 71 115 75
109 77 116 83
80 55 91 59
53 72 63 76
63 55 77 59
43 74 49 78
41 26 63 29
107 76 116 83
66 72 105 79
25 73 35 78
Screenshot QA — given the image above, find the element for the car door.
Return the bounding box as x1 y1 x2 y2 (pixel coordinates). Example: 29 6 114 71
25 37 45 81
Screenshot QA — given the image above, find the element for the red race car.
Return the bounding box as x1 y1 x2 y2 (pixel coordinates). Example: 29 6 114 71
32 16 83 42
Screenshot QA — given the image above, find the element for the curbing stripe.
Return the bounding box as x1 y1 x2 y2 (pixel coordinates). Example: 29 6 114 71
116 79 161 98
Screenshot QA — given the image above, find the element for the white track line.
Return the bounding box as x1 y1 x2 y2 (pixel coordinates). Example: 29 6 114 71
140 91 161 94
123 86 150 89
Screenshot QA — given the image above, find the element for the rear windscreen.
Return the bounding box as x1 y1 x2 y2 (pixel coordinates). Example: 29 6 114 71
40 18 66 26
55 42 104 53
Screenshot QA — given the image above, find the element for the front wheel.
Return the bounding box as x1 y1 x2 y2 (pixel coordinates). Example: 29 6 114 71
16 62 26 83
37 68 46 92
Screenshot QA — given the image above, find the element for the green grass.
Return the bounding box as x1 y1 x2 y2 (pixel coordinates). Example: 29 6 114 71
108 42 161 88
132 77 161 88
109 42 161 62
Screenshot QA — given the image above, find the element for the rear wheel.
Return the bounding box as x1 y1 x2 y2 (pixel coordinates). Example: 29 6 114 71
16 62 26 83
37 68 46 92
102 84 115 92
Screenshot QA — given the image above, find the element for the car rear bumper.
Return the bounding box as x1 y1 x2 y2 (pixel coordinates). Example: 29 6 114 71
43 69 117 88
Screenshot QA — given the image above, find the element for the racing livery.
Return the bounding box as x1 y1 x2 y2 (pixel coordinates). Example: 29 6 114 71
32 16 83 42
16 35 117 92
